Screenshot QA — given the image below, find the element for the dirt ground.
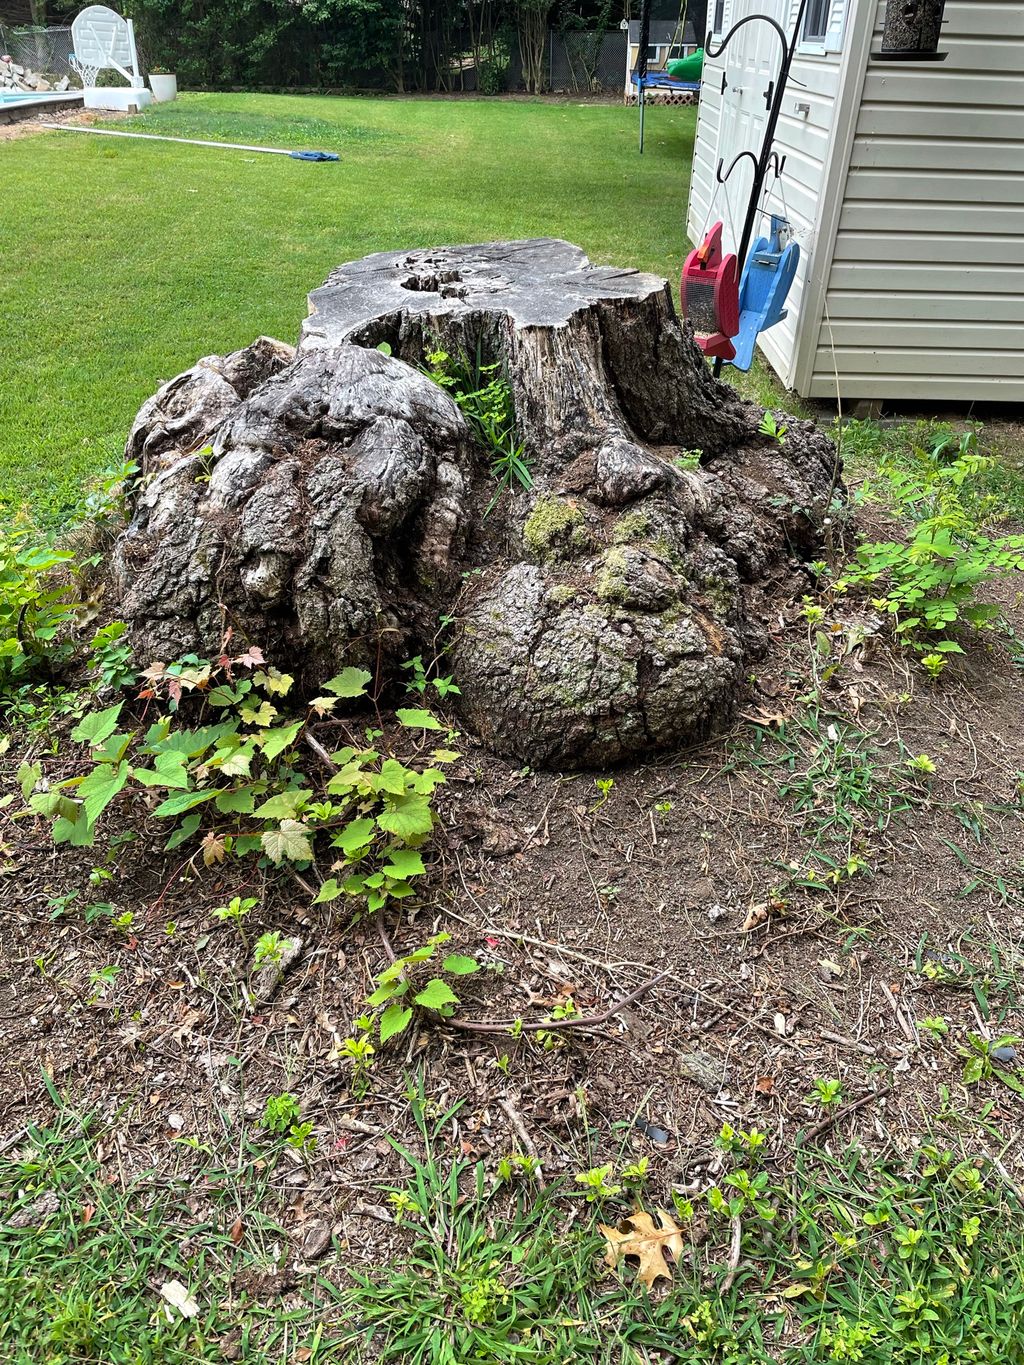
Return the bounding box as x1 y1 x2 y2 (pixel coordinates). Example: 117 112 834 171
2 490 1023 1287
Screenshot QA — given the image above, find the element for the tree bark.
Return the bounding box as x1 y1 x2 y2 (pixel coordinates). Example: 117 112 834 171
112 239 839 769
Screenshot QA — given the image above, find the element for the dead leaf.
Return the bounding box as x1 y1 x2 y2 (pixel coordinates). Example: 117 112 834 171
229 1217 243 1245
600 1208 685 1289
298 1220 332 1262
201 832 226 867
309 696 339 717
738 707 788 729
742 902 771 933
159 1279 200 1319
170 1008 207 1045
755 1075 775 1095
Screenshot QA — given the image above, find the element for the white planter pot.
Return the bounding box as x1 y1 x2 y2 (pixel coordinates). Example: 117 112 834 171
149 73 177 102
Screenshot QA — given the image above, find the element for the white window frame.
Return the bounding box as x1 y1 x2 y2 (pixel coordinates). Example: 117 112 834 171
711 0 726 37
798 0 847 55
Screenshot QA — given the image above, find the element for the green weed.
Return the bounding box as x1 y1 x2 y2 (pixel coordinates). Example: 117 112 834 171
424 346 532 513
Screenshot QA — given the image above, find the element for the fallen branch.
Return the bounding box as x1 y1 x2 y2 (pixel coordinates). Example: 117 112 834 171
303 730 338 773
0 1126 28 1158
798 1086 890 1147
249 934 304 1006
721 1214 743 1293
376 908 398 964
497 1097 547 1190
444 970 671 1037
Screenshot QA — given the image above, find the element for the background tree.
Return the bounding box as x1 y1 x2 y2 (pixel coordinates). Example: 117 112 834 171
124 0 620 92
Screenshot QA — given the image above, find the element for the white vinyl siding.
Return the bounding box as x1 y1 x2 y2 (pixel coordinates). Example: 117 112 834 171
805 0 1024 399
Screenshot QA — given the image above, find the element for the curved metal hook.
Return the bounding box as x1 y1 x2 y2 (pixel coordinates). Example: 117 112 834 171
705 13 789 65
716 149 760 185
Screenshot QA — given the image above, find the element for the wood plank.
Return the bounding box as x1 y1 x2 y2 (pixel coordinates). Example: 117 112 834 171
934 36 1024 70
820 320 1024 349
785 60 848 98
812 344 1024 378
805 370 1024 401
760 327 799 389
767 141 831 198
855 104 1024 140
829 262 1022 293
773 118 831 163
942 7 1024 38
862 70 1024 107
839 201 1024 234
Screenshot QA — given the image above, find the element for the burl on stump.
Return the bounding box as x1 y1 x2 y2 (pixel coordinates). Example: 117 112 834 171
112 239 839 768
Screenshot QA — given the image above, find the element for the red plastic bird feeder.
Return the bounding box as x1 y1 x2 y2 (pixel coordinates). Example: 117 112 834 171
680 221 740 361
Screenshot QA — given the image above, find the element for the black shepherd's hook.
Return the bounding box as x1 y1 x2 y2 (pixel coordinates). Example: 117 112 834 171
716 149 760 185
703 0 811 376
705 13 789 65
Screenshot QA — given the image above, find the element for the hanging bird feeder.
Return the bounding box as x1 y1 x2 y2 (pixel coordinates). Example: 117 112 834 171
680 221 740 361
730 215 800 372
681 0 811 376
875 0 948 60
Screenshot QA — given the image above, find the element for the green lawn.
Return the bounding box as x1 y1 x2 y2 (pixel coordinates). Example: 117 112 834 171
0 93 695 525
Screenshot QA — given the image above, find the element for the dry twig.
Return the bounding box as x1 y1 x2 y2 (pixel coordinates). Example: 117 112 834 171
799 1086 890 1146
445 970 671 1037
303 731 338 772
721 1214 743 1292
497 1097 547 1190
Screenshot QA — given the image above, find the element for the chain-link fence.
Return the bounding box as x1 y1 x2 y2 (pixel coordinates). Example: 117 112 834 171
550 30 626 94
0 23 78 82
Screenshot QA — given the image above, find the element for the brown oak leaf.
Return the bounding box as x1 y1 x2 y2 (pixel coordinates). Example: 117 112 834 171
600 1208 685 1289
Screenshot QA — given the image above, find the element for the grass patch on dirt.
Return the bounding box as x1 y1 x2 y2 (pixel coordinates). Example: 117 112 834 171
0 92 694 527
5 1084 1024 1363
0 1101 320 1363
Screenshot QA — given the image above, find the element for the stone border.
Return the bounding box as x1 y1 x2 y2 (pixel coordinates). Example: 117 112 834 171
0 91 83 125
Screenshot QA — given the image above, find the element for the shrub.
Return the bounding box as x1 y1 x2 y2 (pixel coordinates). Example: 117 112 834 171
842 433 1024 651
22 651 456 917
477 39 511 94
0 515 79 692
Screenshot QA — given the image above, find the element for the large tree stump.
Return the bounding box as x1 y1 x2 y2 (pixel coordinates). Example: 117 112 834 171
112 239 839 768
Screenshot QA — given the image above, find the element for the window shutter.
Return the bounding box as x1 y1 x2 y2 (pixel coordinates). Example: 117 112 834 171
824 0 848 49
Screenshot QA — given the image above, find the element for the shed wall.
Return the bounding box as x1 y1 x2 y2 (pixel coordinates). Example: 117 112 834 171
806 0 1024 400
687 0 851 386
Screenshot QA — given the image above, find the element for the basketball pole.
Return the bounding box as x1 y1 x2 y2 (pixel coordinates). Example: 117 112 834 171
637 0 651 153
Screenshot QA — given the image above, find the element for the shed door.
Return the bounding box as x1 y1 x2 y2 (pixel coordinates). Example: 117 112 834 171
711 0 782 254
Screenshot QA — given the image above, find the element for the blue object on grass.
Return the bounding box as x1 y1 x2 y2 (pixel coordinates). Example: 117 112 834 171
629 71 700 92
290 150 339 161
729 215 800 372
